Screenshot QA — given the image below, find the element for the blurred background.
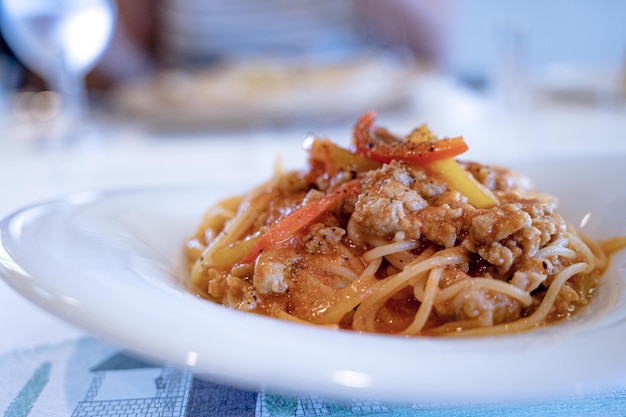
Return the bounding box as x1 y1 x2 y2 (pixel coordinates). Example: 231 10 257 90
0 0 625 204
1 0 624 128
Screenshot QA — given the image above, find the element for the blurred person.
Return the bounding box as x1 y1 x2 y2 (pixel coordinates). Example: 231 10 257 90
87 0 156 88
360 0 447 65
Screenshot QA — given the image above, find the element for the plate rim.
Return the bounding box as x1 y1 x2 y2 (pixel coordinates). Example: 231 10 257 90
1 166 626 404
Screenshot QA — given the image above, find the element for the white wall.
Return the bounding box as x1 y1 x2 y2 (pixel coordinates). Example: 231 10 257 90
445 0 626 82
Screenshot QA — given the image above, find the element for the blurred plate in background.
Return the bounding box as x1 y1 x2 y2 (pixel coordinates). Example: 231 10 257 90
111 54 420 129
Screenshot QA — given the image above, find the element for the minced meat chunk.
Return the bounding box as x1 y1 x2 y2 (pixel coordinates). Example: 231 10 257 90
253 254 290 295
350 160 567 278
349 161 446 244
304 223 346 254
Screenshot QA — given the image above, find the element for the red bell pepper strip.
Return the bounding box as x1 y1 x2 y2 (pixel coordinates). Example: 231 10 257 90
352 111 497 208
240 179 361 264
352 111 469 164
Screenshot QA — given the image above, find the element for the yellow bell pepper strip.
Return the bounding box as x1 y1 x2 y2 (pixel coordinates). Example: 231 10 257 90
240 179 362 264
352 111 469 164
404 125 498 209
425 159 498 208
352 111 497 208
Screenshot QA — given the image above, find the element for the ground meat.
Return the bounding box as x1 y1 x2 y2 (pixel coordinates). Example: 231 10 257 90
206 268 228 300
461 202 566 275
476 241 521 272
455 288 522 325
304 223 346 254
350 160 567 281
349 161 446 244
417 204 464 248
526 205 565 245
433 273 522 326
253 254 291 295
549 284 579 319
470 203 532 242
510 258 547 292
461 162 532 196
248 239 365 320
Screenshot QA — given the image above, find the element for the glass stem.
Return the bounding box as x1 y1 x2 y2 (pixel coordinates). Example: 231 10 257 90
47 45 87 148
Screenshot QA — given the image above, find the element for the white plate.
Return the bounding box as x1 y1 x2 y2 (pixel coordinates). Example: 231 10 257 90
1 156 626 404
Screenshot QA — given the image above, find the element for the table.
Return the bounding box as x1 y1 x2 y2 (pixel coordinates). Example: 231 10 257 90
1 75 625 416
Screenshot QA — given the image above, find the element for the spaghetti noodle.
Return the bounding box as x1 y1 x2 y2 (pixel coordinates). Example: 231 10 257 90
185 113 618 336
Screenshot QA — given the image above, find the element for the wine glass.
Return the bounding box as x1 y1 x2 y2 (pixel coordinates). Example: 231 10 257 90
0 0 116 147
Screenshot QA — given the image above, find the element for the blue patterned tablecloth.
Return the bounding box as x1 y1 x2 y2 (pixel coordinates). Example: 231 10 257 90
1 337 625 417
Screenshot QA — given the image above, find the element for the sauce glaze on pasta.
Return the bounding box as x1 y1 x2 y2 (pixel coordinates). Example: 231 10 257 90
185 114 609 336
